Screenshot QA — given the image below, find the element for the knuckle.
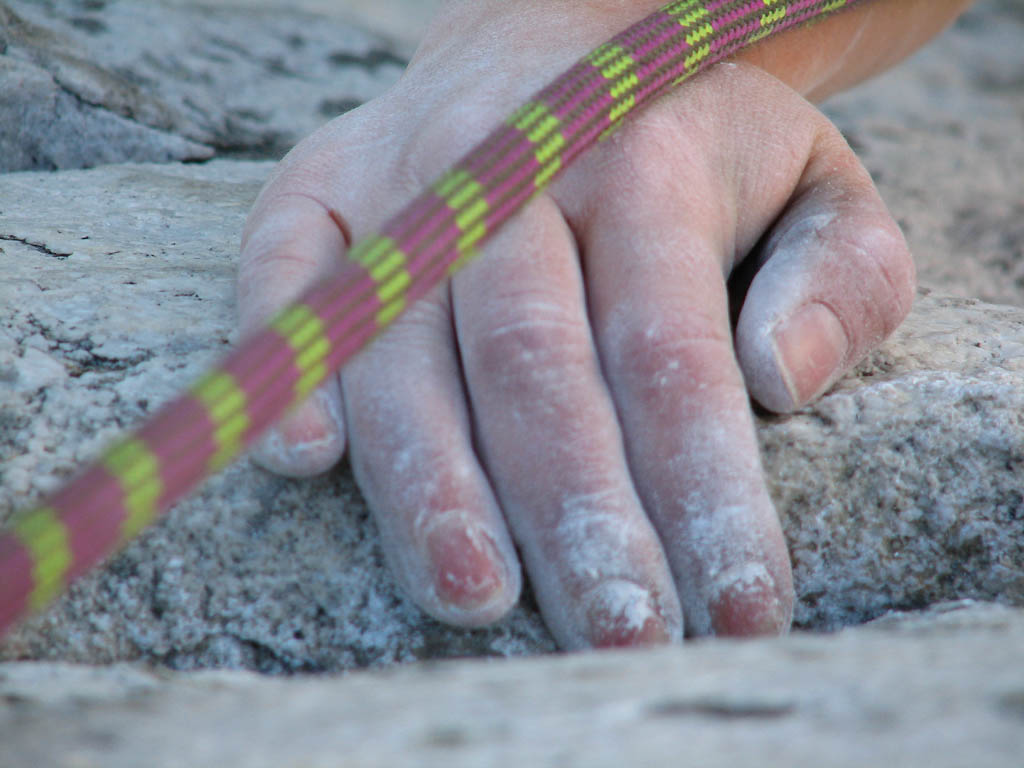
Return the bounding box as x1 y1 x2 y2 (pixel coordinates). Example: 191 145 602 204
470 305 594 392
609 311 740 401
837 220 916 341
371 293 453 353
591 112 706 211
476 313 591 370
398 107 498 188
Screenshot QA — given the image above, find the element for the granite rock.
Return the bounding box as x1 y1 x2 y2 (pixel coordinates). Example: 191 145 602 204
1 601 1023 767
0 0 405 171
1 159 1023 671
761 293 1024 629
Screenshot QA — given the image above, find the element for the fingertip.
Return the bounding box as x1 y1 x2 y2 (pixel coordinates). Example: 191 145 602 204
237 193 353 477
581 579 681 649
706 561 794 637
736 199 914 414
421 517 522 627
250 377 346 477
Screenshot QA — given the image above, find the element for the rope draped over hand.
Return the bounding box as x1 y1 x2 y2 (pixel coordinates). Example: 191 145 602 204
0 0 867 638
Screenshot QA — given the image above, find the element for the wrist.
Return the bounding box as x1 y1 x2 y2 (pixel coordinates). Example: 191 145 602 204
415 1 667 69
419 0 973 104
736 0 975 101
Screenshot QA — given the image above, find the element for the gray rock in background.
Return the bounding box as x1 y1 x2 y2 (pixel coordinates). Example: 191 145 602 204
1 161 1022 671
0 0 405 170
2 602 1023 768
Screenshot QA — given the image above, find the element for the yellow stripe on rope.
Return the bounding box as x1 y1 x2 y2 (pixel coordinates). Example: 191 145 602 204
190 371 251 472
103 438 164 542
683 42 711 71
349 235 413 326
508 101 566 188
507 102 549 134
664 0 704 15
12 506 72 612
269 303 332 398
435 170 490 254
683 21 714 47
749 0 788 42
588 43 639 139
666 0 714 46
761 7 787 26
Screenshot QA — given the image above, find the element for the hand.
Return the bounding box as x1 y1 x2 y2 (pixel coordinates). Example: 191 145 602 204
236 4 914 648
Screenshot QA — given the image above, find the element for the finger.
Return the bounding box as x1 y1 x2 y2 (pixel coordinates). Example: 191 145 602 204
584 224 793 637
734 128 915 413
565 104 794 637
453 197 683 649
237 192 349 476
341 285 522 627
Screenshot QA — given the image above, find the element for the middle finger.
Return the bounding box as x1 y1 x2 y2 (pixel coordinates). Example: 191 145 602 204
453 195 683 649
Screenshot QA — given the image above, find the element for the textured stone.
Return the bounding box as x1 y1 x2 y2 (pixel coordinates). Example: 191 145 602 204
0 161 558 670
0 0 405 170
1 602 1023 768
762 293 1024 629
1 157 1023 670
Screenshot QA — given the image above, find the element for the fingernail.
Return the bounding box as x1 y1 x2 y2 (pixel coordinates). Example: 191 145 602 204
771 303 848 411
583 580 674 648
250 382 345 477
707 563 791 637
426 519 512 619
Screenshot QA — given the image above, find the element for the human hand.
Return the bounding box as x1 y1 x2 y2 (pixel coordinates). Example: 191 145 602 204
237 3 914 648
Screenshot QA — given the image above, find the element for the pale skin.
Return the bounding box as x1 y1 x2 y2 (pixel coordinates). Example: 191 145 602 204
238 0 974 648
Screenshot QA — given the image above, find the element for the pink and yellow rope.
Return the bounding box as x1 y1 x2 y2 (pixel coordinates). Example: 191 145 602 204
0 0 866 638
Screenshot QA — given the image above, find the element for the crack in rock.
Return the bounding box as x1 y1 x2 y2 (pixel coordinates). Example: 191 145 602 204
0 234 71 259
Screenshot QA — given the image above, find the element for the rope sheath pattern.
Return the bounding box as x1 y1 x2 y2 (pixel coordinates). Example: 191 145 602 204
0 0 866 638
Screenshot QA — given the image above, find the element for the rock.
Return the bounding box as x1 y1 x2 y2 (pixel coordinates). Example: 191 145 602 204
1 601 1023 767
0 0 405 170
1 158 1023 671
0 50 212 171
761 293 1024 630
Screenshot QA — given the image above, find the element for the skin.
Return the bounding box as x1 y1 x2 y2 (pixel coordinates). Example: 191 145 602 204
237 0 974 649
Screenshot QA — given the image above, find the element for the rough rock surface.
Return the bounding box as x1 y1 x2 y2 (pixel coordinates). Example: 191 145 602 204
2 602 1023 767
0 1 1022 672
760 293 1024 628
0 0 405 171
1 159 1023 670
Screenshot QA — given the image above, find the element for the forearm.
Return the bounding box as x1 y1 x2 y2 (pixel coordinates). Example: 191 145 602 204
736 0 977 101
